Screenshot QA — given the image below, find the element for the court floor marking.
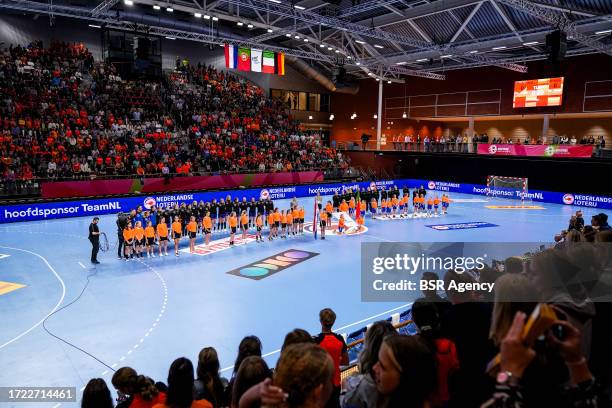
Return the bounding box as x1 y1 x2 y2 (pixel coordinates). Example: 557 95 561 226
0 246 67 350
219 302 412 373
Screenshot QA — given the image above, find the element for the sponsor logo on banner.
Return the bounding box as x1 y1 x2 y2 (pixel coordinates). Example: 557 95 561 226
488 145 498 154
182 234 258 255
260 189 270 200
563 194 575 205
426 222 499 231
144 196 156 209
152 194 195 209
545 146 556 156
569 194 612 208
428 181 436 190
370 181 377 190
227 249 319 280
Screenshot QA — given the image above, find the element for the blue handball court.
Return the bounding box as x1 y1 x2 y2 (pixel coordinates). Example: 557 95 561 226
0 186 594 407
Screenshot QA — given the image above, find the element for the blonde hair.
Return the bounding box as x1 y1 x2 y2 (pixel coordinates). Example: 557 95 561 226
489 274 537 345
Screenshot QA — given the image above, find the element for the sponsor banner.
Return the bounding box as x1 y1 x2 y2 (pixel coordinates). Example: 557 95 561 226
41 171 324 199
426 222 499 231
477 144 593 158
2 177 611 223
409 178 612 210
227 249 319 280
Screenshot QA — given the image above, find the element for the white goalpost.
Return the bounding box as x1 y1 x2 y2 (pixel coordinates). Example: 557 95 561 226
486 175 529 203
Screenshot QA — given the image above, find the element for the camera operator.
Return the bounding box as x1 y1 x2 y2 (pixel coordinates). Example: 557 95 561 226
116 212 129 260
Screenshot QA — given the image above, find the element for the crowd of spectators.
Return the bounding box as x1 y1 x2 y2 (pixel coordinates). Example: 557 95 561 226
0 41 349 194
385 132 607 155
81 210 611 408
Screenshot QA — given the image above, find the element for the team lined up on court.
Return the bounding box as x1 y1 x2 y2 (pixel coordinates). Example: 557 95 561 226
116 186 451 259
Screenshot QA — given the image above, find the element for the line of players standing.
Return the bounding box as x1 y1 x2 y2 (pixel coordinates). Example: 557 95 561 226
330 184 430 212
116 196 276 259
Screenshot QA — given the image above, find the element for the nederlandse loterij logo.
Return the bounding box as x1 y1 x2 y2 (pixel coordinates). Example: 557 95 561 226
427 181 436 190
563 194 575 205
227 250 319 280
144 197 157 209
488 144 498 154
259 189 270 200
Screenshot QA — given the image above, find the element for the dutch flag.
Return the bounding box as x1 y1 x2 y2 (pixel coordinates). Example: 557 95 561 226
225 44 238 69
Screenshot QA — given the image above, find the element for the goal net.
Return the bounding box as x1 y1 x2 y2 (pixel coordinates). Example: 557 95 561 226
486 176 529 202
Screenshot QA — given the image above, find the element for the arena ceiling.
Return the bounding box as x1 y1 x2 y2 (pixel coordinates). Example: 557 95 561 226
1 0 611 81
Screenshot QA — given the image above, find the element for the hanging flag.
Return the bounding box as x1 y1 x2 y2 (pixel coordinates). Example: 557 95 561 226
224 44 237 69
262 50 275 74
355 190 361 221
251 49 262 72
237 48 251 71
276 52 285 75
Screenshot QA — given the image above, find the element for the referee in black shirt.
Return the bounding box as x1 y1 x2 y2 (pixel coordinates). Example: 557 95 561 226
89 217 101 264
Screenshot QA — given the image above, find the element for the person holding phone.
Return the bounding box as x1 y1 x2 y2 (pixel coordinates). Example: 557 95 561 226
482 311 602 408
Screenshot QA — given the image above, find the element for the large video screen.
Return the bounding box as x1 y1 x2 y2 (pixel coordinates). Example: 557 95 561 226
513 77 564 108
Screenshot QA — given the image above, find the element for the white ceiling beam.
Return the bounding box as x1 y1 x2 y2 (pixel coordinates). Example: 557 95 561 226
449 2 483 43
407 19 433 43
489 0 524 42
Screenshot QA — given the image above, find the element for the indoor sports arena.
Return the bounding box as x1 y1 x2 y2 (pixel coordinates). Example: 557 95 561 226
0 1 611 408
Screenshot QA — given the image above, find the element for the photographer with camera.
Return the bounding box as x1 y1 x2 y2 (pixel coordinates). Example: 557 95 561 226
116 212 129 260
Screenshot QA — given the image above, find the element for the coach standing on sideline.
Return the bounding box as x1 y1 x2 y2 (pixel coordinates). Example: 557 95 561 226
89 217 101 264
116 212 128 259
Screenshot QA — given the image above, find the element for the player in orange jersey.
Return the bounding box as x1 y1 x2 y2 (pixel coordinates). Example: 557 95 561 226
187 216 198 253
319 211 328 240
240 211 249 242
144 221 156 258
337 214 346 234
433 195 440 216
202 212 213 246
356 213 365 231
228 212 238 246
134 221 145 258
267 211 275 241
171 217 182 256
255 214 263 242
123 223 134 260
156 216 169 256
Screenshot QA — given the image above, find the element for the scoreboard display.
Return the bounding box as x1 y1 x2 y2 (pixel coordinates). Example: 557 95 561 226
513 77 564 108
